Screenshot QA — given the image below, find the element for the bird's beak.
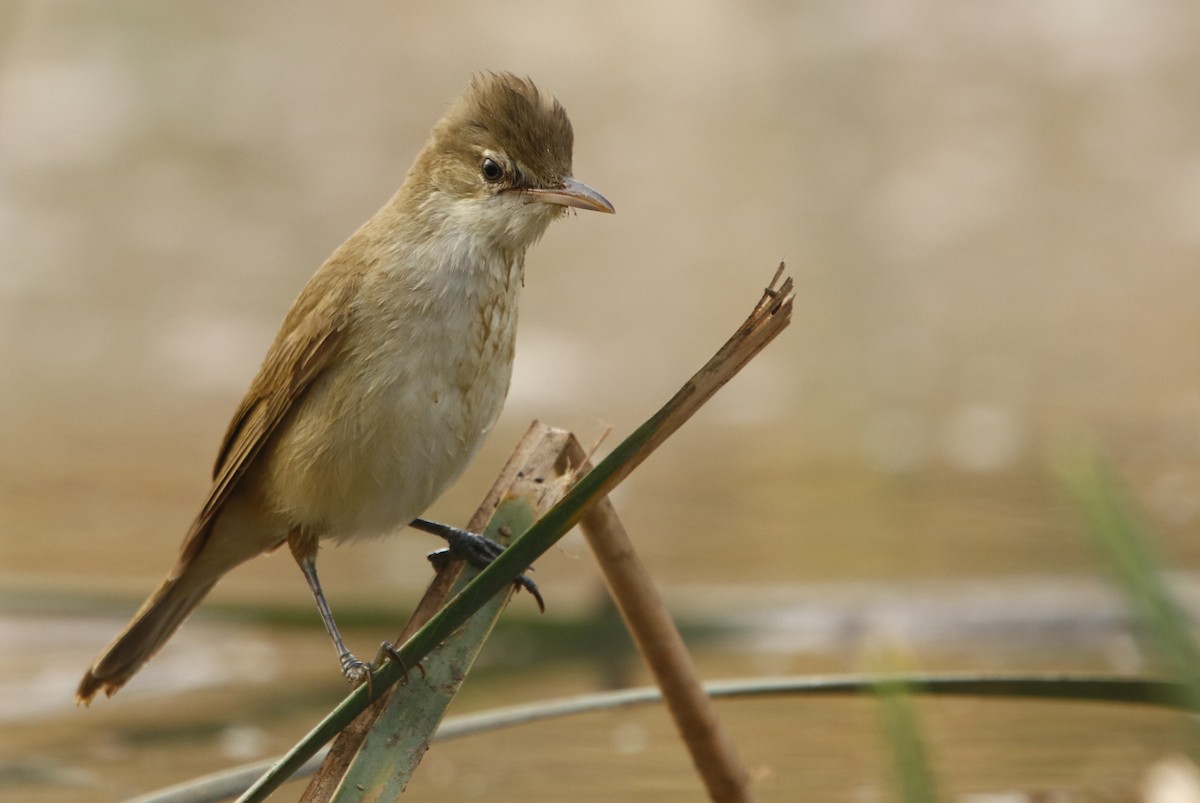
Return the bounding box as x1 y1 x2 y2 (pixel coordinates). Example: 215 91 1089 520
523 177 615 214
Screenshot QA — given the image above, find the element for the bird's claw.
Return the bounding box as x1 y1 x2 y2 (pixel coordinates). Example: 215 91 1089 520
426 548 544 612
339 641 423 695
425 527 545 612
376 642 427 681
515 573 545 612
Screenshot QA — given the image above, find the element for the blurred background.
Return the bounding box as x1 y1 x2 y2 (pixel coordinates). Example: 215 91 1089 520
2 1 1199 800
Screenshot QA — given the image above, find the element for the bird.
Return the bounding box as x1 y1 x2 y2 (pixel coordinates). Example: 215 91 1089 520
77 72 614 704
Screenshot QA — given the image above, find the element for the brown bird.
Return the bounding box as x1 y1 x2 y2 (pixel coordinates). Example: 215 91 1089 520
77 72 614 703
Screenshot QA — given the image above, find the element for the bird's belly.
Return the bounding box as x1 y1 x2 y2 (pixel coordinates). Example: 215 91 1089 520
266 342 513 542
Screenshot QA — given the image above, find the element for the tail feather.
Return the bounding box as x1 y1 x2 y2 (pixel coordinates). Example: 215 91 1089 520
77 576 216 704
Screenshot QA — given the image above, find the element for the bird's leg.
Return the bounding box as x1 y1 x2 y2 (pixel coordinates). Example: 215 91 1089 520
295 555 372 685
410 518 544 612
289 529 395 686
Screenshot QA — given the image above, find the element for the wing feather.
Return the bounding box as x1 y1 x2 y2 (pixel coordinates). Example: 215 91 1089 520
177 264 363 565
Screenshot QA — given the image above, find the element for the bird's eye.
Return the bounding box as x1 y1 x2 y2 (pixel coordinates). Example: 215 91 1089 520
481 157 504 183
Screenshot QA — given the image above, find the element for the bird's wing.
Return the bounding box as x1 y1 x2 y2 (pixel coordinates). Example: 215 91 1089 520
177 266 362 565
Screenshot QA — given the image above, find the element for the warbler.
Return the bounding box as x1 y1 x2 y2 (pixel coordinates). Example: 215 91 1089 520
78 72 614 703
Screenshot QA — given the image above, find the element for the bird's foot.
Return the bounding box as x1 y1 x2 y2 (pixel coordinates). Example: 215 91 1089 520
339 651 373 688
420 522 544 612
339 642 424 694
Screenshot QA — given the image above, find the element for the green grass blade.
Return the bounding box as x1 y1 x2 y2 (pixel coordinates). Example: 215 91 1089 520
873 671 939 803
1064 448 1200 713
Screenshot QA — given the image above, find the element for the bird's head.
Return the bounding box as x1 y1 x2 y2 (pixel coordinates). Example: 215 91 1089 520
403 72 614 252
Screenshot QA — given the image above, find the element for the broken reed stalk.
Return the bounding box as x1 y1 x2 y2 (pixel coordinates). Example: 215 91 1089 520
237 264 794 802
568 437 758 803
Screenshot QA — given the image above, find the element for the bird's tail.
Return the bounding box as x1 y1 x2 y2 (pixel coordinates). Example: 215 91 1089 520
76 574 217 704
